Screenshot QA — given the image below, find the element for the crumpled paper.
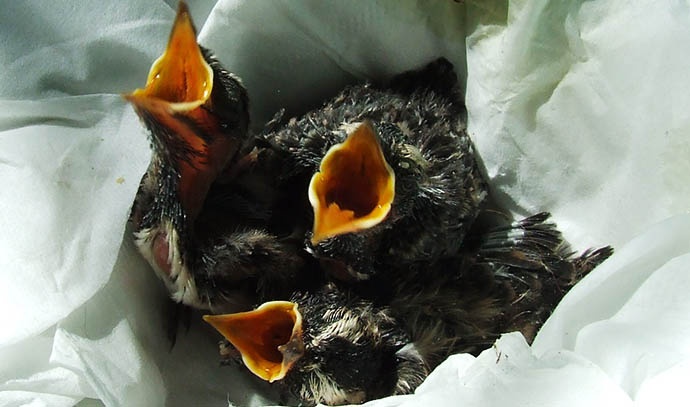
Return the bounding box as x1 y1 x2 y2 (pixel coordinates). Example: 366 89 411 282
1 0 689 406
466 0 690 249
198 0 467 128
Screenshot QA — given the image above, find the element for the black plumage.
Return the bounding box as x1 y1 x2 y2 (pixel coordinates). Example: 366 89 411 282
281 284 427 405
458 211 613 341
385 212 613 367
204 283 428 406
259 58 487 281
127 2 307 313
127 9 613 404
205 211 611 406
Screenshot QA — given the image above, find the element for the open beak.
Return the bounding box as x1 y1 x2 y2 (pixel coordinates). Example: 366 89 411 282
308 121 395 244
203 301 304 383
124 1 212 112
123 2 238 218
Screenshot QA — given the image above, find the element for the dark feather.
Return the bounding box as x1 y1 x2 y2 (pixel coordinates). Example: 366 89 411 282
260 58 487 280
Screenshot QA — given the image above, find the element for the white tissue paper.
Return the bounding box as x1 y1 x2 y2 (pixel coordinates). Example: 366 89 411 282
1 0 688 406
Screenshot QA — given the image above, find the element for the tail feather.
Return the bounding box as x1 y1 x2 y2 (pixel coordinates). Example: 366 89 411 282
472 212 613 341
572 245 614 277
475 212 612 282
387 211 613 367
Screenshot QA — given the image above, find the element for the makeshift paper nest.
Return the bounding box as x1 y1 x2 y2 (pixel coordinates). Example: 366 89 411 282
122 3 612 406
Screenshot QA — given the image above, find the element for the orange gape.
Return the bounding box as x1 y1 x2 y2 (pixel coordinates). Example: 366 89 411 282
123 2 238 218
140 6 210 104
309 121 395 244
134 1 212 106
203 302 304 382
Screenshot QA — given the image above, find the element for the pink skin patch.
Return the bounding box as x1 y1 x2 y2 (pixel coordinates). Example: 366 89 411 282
153 232 172 276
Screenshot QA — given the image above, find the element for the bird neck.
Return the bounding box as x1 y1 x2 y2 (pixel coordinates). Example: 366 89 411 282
136 155 197 244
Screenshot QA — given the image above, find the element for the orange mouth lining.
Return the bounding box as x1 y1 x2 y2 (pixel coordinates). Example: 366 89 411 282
129 2 213 110
203 301 304 382
309 121 395 244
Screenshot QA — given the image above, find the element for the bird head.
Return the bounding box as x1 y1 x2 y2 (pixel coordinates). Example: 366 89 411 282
305 121 397 280
124 1 249 221
203 301 304 383
205 284 413 405
308 121 395 245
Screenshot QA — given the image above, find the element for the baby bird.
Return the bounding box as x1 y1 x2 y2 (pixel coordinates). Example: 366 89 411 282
384 211 613 367
203 283 428 406
260 58 486 281
126 2 304 313
204 212 612 406
455 211 614 342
